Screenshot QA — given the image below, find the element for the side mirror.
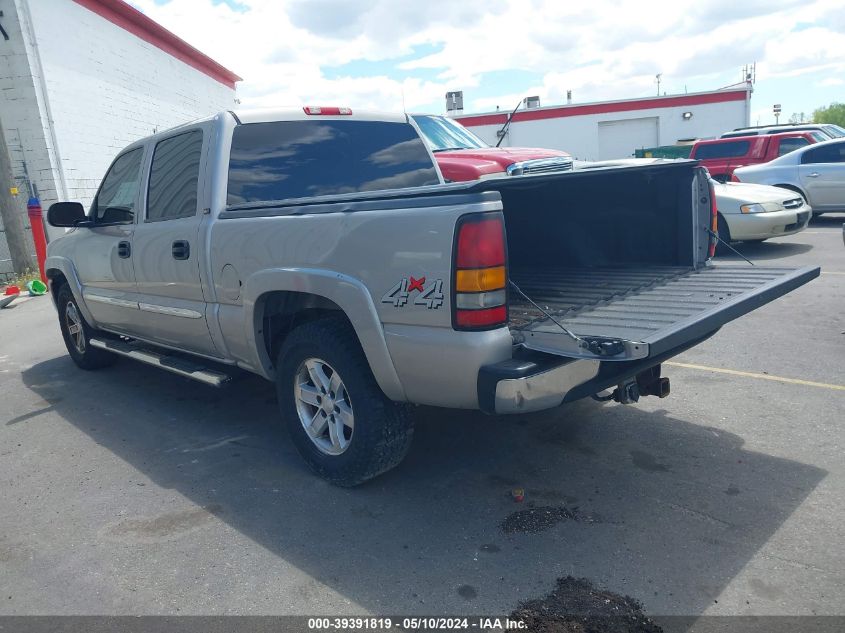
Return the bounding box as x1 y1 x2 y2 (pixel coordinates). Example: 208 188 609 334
47 202 86 227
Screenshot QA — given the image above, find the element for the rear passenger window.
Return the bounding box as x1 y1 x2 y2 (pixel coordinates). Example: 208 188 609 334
227 120 440 205
694 141 750 160
777 138 809 156
802 142 845 164
147 130 203 221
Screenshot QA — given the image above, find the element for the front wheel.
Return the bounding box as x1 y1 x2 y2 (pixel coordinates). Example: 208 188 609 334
276 316 414 486
56 285 117 370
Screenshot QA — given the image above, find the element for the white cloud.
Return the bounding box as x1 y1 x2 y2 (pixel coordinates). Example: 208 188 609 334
129 0 845 114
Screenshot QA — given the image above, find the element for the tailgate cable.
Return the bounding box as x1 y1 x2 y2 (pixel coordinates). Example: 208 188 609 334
508 279 583 344
509 279 628 357
706 228 755 266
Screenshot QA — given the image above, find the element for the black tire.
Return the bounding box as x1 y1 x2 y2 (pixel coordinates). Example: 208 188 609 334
56 285 117 370
276 316 414 486
715 213 732 254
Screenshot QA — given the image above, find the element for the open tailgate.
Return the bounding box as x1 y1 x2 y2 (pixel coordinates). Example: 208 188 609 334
510 264 820 361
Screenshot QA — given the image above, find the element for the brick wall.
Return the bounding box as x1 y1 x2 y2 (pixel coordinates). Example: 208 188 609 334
0 0 237 241
0 0 63 208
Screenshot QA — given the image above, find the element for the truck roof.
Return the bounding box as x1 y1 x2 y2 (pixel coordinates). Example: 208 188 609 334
113 108 416 157
694 130 819 146
232 108 409 125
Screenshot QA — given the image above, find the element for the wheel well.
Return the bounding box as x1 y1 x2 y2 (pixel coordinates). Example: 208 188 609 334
45 270 67 305
256 291 350 367
716 212 731 242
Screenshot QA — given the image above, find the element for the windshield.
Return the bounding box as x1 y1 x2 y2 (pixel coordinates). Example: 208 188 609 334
412 115 489 151
822 125 845 138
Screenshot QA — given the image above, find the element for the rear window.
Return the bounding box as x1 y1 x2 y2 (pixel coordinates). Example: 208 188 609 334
694 141 751 160
227 120 440 205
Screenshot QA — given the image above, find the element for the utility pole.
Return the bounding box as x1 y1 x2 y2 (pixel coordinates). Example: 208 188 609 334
0 117 36 274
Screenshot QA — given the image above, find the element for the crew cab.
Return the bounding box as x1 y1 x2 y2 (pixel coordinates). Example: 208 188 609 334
412 114 573 181
690 131 824 182
44 108 819 486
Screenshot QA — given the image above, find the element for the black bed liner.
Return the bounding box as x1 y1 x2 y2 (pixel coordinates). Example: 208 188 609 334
509 264 820 361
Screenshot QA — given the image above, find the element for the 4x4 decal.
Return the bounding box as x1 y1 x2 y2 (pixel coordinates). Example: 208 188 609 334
382 276 444 309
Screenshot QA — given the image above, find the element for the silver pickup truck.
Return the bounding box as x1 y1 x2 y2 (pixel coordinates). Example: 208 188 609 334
44 108 819 485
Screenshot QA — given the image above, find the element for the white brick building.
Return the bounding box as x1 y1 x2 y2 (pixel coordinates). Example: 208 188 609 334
0 0 240 242
454 88 752 161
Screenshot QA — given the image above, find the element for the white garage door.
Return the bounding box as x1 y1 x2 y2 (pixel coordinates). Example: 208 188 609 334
597 117 659 160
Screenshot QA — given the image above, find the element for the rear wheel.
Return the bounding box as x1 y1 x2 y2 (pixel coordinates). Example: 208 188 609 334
56 285 117 370
276 316 414 486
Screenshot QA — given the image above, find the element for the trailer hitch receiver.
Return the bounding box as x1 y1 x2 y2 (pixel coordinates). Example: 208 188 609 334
592 365 670 404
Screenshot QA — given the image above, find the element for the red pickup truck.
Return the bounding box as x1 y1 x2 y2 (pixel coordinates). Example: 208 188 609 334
690 131 824 182
412 114 572 181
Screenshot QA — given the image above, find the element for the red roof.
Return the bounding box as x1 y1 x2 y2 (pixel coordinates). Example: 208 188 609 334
73 0 242 89
456 89 749 127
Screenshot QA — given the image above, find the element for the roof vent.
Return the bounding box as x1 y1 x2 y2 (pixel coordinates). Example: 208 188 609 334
523 96 541 109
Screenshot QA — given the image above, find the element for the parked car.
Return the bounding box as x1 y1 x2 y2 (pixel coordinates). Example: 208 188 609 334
712 181 811 243
721 123 845 139
411 114 573 181
732 138 845 215
690 131 823 182
44 108 819 485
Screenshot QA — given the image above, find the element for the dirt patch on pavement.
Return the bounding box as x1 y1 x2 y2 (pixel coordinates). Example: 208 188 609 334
501 505 598 534
510 576 662 633
103 503 223 542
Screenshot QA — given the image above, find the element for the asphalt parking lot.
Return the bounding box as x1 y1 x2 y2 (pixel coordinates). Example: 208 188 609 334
0 216 842 620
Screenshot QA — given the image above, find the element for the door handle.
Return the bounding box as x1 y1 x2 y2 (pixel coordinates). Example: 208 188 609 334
172 240 190 260
117 240 131 259
807 172 820 178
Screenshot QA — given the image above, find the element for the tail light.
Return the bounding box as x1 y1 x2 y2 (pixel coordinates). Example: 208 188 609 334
708 179 718 258
303 106 352 115
453 213 507 330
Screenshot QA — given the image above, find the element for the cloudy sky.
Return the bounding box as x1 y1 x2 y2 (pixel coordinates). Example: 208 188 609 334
133 0 844 125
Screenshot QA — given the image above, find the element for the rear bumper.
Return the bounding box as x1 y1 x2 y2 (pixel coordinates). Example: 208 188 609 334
477 330 720 415
477 355 600 414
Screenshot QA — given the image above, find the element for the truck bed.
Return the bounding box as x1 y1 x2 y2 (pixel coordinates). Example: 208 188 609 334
509 264 819 360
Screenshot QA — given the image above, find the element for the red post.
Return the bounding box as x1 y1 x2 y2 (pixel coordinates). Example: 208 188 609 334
26 198 48 284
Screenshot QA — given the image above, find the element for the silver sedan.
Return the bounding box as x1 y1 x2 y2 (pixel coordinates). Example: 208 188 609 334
733 138 845 215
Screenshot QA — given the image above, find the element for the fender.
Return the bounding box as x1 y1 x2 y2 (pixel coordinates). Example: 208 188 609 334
44 255 97 327
241 267 407 402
